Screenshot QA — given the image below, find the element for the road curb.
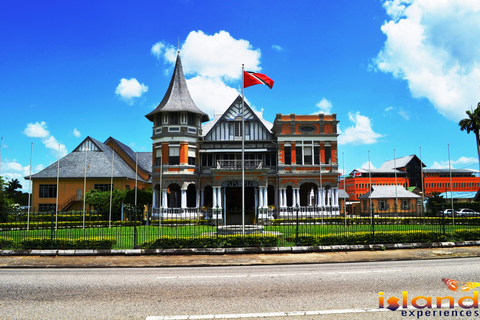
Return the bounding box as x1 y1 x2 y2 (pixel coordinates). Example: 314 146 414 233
2 240 480 256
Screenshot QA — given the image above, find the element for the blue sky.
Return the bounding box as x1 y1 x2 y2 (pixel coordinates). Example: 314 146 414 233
1 0 480 191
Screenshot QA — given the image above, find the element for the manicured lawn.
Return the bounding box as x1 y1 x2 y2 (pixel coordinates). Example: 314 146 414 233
2 222 479 249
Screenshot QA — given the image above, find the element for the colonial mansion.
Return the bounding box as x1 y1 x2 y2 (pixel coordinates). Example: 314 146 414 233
29 52 344 224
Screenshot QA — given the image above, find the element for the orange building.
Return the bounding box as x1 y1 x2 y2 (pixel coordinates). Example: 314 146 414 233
345 169 409 201
423 169 480 196
343 155 480 201
27 137 151 212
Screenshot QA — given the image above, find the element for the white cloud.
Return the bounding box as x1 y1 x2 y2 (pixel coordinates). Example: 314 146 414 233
430 156 479 169
313 98 333 114
384 106 410 120
272 45 284 52
338 112 384 145
152 30 262 117
23 121 68 157
43 136 68 157
73 128 81 138
115 78 148 103
181 30 261 80
360 161 377 170
24 121 49 138
151 41 166 59
186 76 239 116
0 159 32 192
373 0 480 121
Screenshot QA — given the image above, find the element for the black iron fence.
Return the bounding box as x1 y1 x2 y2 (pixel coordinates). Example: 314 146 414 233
1 204 480 249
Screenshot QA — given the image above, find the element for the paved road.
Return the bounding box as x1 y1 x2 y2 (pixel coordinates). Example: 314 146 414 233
1 258 479 319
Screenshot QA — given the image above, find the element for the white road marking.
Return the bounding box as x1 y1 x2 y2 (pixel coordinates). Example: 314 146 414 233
156 269 399 279
146 308 391 319
146 304 462 319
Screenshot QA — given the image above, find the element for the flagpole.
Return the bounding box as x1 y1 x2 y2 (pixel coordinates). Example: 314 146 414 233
420 146 425 220
448 144 454 225
109 149 115 228
319 147 323 224
394 149 398 217
368 150 372 223
55 144 60 230
241 64 245 234
135 152 138 216
27 143 33 231
343 151 346 227
83 148 87 229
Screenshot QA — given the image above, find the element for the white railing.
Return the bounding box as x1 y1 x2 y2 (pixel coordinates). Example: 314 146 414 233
216 160 262 170
277 206 340 218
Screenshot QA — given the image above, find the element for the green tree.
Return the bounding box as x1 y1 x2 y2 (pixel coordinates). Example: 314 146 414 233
84 189 127 213
459 102 480 172
0 177 11 222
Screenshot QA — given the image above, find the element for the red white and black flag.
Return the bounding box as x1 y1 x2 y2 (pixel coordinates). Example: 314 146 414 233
243 71 274 89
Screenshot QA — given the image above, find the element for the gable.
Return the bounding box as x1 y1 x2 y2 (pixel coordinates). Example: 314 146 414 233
203 96 273 141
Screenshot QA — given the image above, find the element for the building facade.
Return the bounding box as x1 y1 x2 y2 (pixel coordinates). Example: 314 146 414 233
147 53 344 224
27 137 151 212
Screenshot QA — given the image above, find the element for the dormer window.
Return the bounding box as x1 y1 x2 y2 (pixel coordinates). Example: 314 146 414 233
181 112 187 124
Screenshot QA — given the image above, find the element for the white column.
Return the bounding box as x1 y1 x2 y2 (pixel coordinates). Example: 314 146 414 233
292 188 299 206
152 190 157 208
259 187 264 208
327 189 332 207
264 187 268 208
181 189 187 209
162 189 168 208
212 187 217 208
334 188 339 207
196 189 200 208
279 189 284 207
317 188 321 206
217 187 222 209
297 189 301 206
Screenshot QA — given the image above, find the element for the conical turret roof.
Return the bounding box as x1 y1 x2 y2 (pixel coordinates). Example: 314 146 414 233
145 53 209 122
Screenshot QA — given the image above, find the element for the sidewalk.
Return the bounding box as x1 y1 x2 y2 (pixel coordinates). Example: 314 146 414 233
1 241 480 268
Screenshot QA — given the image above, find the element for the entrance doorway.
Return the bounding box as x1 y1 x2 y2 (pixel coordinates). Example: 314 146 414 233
225 187 255 225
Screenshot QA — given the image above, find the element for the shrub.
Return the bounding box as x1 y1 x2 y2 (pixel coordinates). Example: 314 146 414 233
0 236 15 249
140 234 278 249
18 237 117 249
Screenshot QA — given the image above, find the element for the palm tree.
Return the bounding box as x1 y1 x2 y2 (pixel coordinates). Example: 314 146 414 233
459 102 480 173
6 178 22 194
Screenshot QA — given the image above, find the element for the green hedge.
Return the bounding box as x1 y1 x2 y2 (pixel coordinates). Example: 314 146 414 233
0 220 137 230
296 230 455 246
272 217 480 226
141 234 278 249
18 237 117 249
0 236 15 249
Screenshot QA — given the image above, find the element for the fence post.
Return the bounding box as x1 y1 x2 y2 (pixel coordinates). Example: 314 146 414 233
371 202 375 244
295 203 299 246
442 204 446 238
50 209 54 249
215 204 219 248
133 206 138 249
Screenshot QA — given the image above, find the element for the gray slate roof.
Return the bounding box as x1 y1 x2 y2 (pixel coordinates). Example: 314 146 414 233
29 137 151 183
379 154 425 170
359 185 420 199
145 53 209 122
105 137 151 173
